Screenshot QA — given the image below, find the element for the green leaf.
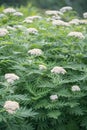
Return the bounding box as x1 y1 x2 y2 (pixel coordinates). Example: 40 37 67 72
15 108 38 118
47 110 61 119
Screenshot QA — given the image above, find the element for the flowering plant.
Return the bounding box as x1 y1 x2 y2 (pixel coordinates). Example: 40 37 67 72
0 5 87 130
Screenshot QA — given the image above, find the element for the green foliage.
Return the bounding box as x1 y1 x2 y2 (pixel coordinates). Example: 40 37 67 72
0 4 87 130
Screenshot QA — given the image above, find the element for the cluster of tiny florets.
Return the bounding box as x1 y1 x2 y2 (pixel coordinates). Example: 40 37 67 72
45 10 62 16
71 85 80 92
83 12 87 19
60 6 73 13
4 100 19 114
0 28 9 37
52 20 70 26
23 15 41 23
51 66 66 74
5 73 19 83
27 28 38 35
28 48 43 56
50 95 58 101
3 8 16 14
68 31 85 39
13 12 23 16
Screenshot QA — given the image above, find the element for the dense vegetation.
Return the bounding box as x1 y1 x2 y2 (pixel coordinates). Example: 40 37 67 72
0 5 87 130
0 0 87 14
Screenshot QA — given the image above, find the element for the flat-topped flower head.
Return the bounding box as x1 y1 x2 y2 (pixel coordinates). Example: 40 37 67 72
23 19 33 23
47 15 61 22
83 12 87 19
14 25 27 31
4 100 19 114
0 28 9 37
25 16 42 21
60 6 73 13
3 8 16 14
27 28 38 35
52 20 70 26
39 65 47 70
5 73 19 83
51 66 66 74
68 31 85 39
50 95 58 101
28 48 43 56
71 85 80 92
13 12 23 16
69 19 80 25
45 10 63 16
79 20 87 24
69 19 87 25
52 15 61 20
7 26 16 31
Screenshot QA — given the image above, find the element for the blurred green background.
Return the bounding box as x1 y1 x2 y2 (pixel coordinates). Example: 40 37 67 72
0 0 87 15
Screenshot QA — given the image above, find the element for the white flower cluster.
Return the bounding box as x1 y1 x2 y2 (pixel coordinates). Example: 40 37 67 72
5 73 19 84
47 15 61 22
0 13 6 18
23 19 33 23
3 8 16 14
0 28 9 37
26 16 42 20
13 12 23 16
27 28 38 35
4 100 19 114
71 85 80 92
52 20 69 26
69 19 87 25
52 15 61 20
45 10 63 16
79 20 87 24
7 26 16 31
69 19 80 25
60 6 73 13
51 66 66 74
50 95 58 101
68 31 85 39
3 8 23 17
39 65 47 70
83 12 87 19
23 15 41 23
14 25 27 31
28 48 43 56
